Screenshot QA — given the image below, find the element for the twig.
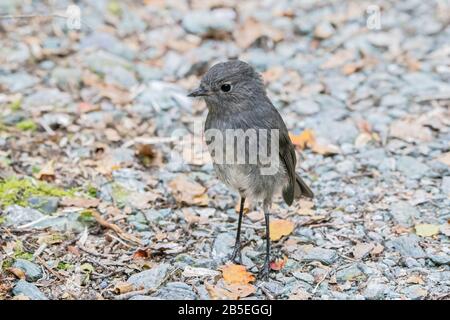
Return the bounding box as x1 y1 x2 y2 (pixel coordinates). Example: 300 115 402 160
0 13 92 30
113 288 149 300
36 256 65 282
16 215 53 229
312 269 331 295
91 210 143 246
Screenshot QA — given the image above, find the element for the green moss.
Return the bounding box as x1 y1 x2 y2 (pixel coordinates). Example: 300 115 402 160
0 177 75 208
86 184 98 198
107 0 121 16
16 119 37 131
57 261 72 271
1 258 13 270
13 241 33 260
78 209 95 224
0 216 5 225
111 183 130 207
9 98 22 111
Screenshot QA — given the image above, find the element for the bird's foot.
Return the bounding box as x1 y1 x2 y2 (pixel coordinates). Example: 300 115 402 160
258 259 270 281
229 245 242 265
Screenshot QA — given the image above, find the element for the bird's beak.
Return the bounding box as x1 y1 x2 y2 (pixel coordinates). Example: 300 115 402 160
188 87 209 97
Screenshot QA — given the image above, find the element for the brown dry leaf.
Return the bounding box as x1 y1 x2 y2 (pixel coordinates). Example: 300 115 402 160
262 66 284 83
310 140 341 156
289 288 311 300
221 264 255 285
168 174 209 206
235 18 284 49
341 62 364 75
104 128 121 142
90 210 143 245
297 199 314 215
270 256 287 271
371 243 384 256
6 267 26 280
321 49 354 69
392 225 411 234
415 224 440 237
406 275 424 285
60 197 100 208
114 281 135 294
205 281 255 300
437 153 450 167
289 129 315 149
440 223 450 237
389 118 433 143
352 243 374 260
132 249 150 260
246 211 264 222
126 192 159 210
36 160 56 182
270 219 295 241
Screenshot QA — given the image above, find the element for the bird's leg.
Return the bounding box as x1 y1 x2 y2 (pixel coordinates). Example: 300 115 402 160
259 203 271 280
230 197 245 264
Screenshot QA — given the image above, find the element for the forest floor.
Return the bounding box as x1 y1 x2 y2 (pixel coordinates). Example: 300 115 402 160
0 0 449 300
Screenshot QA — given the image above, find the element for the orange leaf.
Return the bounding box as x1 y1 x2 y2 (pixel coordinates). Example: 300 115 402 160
289 130 315 149
270 219 295 241
270 256 287 271
221 264 255 285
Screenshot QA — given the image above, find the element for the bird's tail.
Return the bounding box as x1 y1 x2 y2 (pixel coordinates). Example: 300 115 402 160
294 174 314 199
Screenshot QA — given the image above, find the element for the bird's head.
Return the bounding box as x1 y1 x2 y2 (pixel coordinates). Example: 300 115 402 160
188 60 265 109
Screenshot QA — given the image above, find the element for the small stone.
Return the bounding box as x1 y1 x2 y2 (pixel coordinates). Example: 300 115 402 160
403 285 428 300
314 21 335 39
182 9 236 36
28 196 59 214
3 205 44 227
299 247 338 265
12 280 48 300
389 201 419 227
441 176 450 195
336 264 366 282
12 259 43 282
293 272 315 284
292 99 320 115
152 282 197 300
388 234 426 258
396 156 429 179
127 263 170 290
363 281 387 300
429 254 450 266
212 232 235 261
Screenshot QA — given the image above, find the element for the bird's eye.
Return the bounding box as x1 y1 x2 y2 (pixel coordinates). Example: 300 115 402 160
220 83 232 92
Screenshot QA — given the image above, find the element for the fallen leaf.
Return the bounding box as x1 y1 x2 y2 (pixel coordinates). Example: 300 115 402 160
352 243 374 260
270 256 287 271
6 267 26 280
289 130 315 149
440 223 450 237
35 160 55 182
289 288 311 300
235 18 284 49
437 152 450 167
168 174 208 206
310 140 341 156
246 211 264 222
132 249 150 260
389 118 433 143
270 219 295 241
126 192 159 210
371 243 384 256
221 264 255 285
61 197 100 208
415 224 440 237
205 280 256 300
406 275 424 284
297 199 315 215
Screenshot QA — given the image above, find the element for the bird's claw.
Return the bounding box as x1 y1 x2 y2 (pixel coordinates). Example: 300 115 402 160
258 260 270 281
229 246 242 265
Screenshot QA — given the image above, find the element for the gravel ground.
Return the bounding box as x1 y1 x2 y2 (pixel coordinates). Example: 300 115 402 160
0 0 449 300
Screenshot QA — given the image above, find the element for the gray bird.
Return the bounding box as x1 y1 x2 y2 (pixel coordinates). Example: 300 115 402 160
188 60 313 279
